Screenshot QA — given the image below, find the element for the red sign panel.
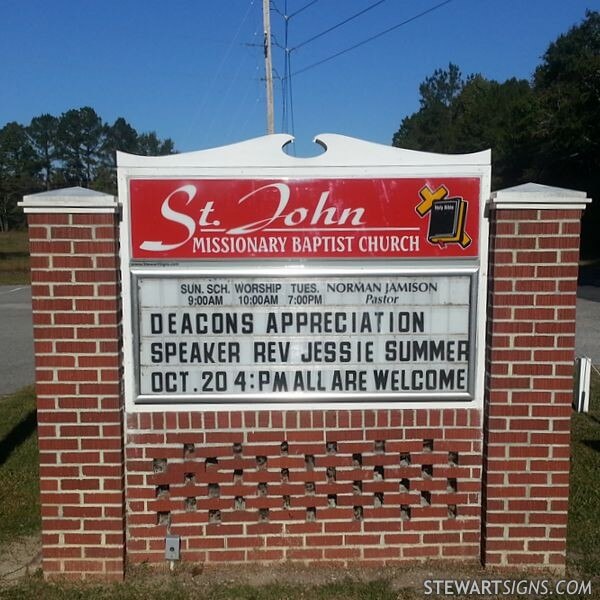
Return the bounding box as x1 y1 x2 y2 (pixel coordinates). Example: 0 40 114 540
129 178 480 259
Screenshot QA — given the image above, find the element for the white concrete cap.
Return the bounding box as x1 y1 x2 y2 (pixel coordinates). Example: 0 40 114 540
490 182 591 210
20 186 118 213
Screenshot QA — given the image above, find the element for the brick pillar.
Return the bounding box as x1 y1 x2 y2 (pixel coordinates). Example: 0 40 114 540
20 187 125 580
482 183 591 571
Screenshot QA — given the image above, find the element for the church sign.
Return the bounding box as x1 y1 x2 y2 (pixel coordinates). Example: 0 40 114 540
118 134 490 408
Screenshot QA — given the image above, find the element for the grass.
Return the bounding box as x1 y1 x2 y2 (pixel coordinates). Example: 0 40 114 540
0 378 599 598
568 368 600 578
0 574 404 600
0 230 30 285
0 386 40 547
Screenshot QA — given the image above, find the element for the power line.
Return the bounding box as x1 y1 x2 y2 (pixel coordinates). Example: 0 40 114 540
291 0 453 77
270 0 286 18
184 0 257 146
288 0 320 20
292 0 389 52
225 64 261 141
228 4 264 140
203 44 254 141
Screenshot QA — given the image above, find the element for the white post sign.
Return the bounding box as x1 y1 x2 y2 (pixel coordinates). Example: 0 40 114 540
118 134 490 409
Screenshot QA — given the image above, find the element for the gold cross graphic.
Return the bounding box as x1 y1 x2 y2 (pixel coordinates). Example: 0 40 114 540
416 185 472 248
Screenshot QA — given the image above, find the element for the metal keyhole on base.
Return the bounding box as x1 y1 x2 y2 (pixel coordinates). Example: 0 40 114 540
165 535 180 560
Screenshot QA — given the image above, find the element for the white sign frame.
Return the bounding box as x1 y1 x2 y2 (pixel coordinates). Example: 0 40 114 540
117 134 491 412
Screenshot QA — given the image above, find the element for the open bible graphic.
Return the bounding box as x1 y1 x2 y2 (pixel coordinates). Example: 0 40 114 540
416 185 472 248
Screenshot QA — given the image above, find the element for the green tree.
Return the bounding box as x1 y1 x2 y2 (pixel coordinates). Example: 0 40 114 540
419 62 464 109
137 131 175 156
0 108 178 228
91 117 140 194
27 114 59 190
393 68 537 190
532 10 600 257
451 76 537 189
392 11 600 257
0 122 38 230
56 107 105 186
392 63 465 152
103 117 138 167
92 120 176 194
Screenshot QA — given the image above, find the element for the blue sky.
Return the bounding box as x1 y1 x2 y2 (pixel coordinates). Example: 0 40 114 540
0 0 595 156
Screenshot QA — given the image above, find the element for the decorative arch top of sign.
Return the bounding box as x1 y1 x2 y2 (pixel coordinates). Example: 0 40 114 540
117 133 490 169
118 134 491 410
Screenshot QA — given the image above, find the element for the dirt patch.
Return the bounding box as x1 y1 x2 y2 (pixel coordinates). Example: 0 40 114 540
132 558 488 591
0 534 41 582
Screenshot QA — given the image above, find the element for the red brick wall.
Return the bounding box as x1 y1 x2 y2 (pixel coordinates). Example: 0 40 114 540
25 200 584 579
27 213 125 580
482 209 581 569
126 408 481 564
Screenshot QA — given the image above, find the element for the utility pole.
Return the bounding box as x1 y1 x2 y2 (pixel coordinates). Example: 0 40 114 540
263 0 275 134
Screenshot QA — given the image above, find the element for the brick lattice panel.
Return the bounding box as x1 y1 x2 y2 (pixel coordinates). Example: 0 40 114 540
126 409 481 564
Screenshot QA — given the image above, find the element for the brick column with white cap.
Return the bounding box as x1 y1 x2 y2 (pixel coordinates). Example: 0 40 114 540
482 183 591 571
20 187 125 580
